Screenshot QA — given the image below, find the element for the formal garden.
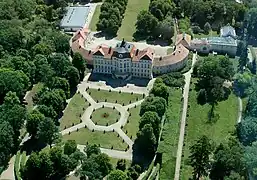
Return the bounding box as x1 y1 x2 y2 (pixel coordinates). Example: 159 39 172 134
86 88 144 105
91 107 120 126
60 93 90 130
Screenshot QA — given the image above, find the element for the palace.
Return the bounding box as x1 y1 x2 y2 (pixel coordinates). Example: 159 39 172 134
70 28 190 80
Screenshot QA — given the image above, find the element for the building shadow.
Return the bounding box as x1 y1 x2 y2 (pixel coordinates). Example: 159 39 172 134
88 73 150 88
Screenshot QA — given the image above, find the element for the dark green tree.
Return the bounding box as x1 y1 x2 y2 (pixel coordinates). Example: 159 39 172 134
189 135 213 180
116 159 126 171
26 110 45 138
64 140 77 156
85 144 101 158
139 111 160 138
107 170 128 180
72 52 86 79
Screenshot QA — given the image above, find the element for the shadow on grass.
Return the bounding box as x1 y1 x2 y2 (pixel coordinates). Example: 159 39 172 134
20 138 47 155
93 31 116 40
88 73 150 88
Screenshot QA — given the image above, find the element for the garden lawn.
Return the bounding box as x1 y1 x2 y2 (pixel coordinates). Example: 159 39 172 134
193 30 218 38
158 88 183 180
60 94 89 130
180 79 238 180
63 128 128 151
122 105 141 141
117 0 150 41
91 107 120 126
87 89 143 105
89 4 101 31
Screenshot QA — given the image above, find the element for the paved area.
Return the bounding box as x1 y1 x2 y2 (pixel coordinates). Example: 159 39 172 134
174 53 197 180
80 73 155 95
85 34 172 56
61 77 154 160
84 2 102 29
0 156 15 180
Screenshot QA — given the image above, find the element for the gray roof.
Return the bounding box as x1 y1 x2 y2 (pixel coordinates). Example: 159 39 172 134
208 37 237 46
60 6 90 28
114 40 133 54
220 26 236 38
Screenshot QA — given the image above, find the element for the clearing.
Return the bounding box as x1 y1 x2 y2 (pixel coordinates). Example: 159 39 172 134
180 79 238 179
117 0 150 41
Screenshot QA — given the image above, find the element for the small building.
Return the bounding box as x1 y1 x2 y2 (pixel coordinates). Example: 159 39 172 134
190 26 237 56
60 6 90 32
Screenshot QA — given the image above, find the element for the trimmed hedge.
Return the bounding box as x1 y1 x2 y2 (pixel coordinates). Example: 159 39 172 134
20 151 27 170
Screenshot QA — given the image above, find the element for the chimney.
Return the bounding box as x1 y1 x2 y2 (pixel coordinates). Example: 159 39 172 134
89 50 91 54
159 57 162 61
108 47 112 54
135 49 139 56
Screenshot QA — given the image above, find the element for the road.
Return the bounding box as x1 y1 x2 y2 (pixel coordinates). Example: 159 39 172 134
0 156 15 180
174 53 197 180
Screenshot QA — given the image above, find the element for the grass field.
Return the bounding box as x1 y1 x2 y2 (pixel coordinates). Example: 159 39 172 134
60 94 89 130
89 4 101 31
193 30 218 39
122 105 141 140
117 0 150 41
158 88 183 179
87 89 143 105
63 128 128 150
180 79 238 179
91 107 120 126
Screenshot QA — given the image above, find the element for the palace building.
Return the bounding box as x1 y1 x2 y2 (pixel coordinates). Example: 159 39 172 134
70 28 190 80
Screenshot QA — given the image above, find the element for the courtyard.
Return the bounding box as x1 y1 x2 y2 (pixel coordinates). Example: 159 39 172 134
60 75 155 160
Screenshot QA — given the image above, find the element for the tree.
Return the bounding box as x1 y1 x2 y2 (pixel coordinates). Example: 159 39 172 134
38 118 59 147
21 151 53 180
238 116 257 146
194 56 234 119
64 66 80 89
37 89 66 115
127 164 141 180
210 138 246 179
37 105 58 120
189 135 213 180
33 54 54 84
47 31 70 54
50 77 70 97
246 8 257 39
76 155 103 180
107 170 128 180
135 10 158 36
140 96 166 117
204 22 211 34
233 71 252 97
0 68 30 99
85 144 101 158
31 42 54 57
72 52 86 79
149 0 174 21
116 159 126 171
64 140 77 155
155 16 174 40
133 124 157 158
26 110 45 138
95 153 113 176
244 141 257 179
0 121 14 167
150 79 169 101
139 111 160 138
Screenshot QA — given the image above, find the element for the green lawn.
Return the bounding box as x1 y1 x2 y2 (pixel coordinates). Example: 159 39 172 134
180 79 238 180
158 88 183 180
91 107 120 126
25 83 44 111
122 105 141 141
193 30 218 39
60 94 89 130
89 4 101 31
117 0 150 41
87 89 143 105
63 128 128 151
